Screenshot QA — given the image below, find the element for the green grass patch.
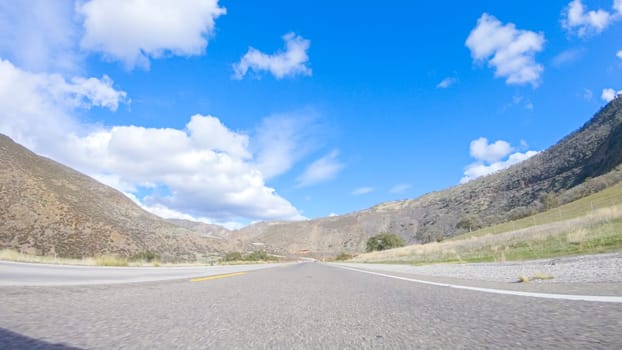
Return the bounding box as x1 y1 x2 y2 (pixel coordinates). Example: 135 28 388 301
452 182 622 242
358 215 622 266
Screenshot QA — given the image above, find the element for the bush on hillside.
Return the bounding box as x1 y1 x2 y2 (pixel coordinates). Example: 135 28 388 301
366 233 405 252
130 250 160 262
456 215 482 232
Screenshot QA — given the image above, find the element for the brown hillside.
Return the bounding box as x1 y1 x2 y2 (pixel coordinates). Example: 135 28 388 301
0 134 229 262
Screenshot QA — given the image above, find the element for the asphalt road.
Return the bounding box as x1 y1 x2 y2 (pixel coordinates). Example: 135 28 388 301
0 260 283 286
1 262 620 349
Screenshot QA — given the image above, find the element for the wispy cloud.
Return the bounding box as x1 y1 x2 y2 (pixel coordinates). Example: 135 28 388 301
466 13 545 87
389 184 412 194
252 111 325 179
583 88 593 101
351 187 374 195
436 77 457 89
551 48 584 67
233 32 311 80
296 150 344 187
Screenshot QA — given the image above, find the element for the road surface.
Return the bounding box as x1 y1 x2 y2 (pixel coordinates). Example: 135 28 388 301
1 262 620 349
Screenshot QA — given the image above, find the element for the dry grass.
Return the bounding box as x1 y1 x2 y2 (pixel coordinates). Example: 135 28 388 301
0 249 170 267
352 205 622 264
0 249 98 265
94 255 129 267
517 273 554 283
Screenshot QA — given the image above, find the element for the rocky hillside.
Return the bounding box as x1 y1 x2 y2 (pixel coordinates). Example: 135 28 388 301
166 219 231 239
0 134 230 262
233 98 622 255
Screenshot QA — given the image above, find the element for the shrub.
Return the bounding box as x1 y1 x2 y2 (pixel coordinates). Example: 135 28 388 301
366 232 405 252
245 250 271 261
130 250 160 262
221 250 274 262
456 215 481 232
222 252 243 262
335 252 354 261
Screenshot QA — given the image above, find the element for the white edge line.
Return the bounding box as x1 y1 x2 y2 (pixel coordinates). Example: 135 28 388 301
330 264 622 303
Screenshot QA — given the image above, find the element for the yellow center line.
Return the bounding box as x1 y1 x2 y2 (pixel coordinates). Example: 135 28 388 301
189 272 247 282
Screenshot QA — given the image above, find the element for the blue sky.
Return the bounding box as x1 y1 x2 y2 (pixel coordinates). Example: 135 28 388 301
0 0 621 228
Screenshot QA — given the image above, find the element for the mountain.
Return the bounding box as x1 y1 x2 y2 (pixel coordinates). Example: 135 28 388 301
3 99 622 260
233 98 622 256
0 134 230 262
165 219 231 239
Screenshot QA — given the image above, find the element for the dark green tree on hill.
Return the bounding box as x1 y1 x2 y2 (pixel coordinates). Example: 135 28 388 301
366 232 405 252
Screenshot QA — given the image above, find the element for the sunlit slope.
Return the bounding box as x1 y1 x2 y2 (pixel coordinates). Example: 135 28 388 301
236 98 622 255
351 181 622 264
0 134 230 262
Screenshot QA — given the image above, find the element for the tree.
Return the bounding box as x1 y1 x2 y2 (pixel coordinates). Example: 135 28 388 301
540 192 558 210
456 215 481 232
366 232 405 252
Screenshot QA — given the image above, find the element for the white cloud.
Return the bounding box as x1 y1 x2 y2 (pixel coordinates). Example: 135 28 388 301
252 112 324 179
436 77 457 89
296 150 344 187
466 13 545 86
469 137 513 163
77 0 225 69
233 32 311 80
389 184 412 194
186 114 250 159
461 151 539 184
617 50 622 59
68 120 305 223
0 59 306 225
460 137 539 183
0 59 127 152
562 0 617 37
352 187 374 195
601 88 622 102
0 0 80 73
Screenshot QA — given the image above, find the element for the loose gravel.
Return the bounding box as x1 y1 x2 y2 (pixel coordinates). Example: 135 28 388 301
337 252 622 284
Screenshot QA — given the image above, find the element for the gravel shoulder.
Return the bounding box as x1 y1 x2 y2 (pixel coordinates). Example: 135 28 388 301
333 253 622 296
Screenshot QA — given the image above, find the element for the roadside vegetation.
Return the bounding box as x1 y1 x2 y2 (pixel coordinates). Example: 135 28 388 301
366 232 405 252
0 248 282 267
0 250 164 267
334 252 356 261
351 183 622 265
219 250 278 264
